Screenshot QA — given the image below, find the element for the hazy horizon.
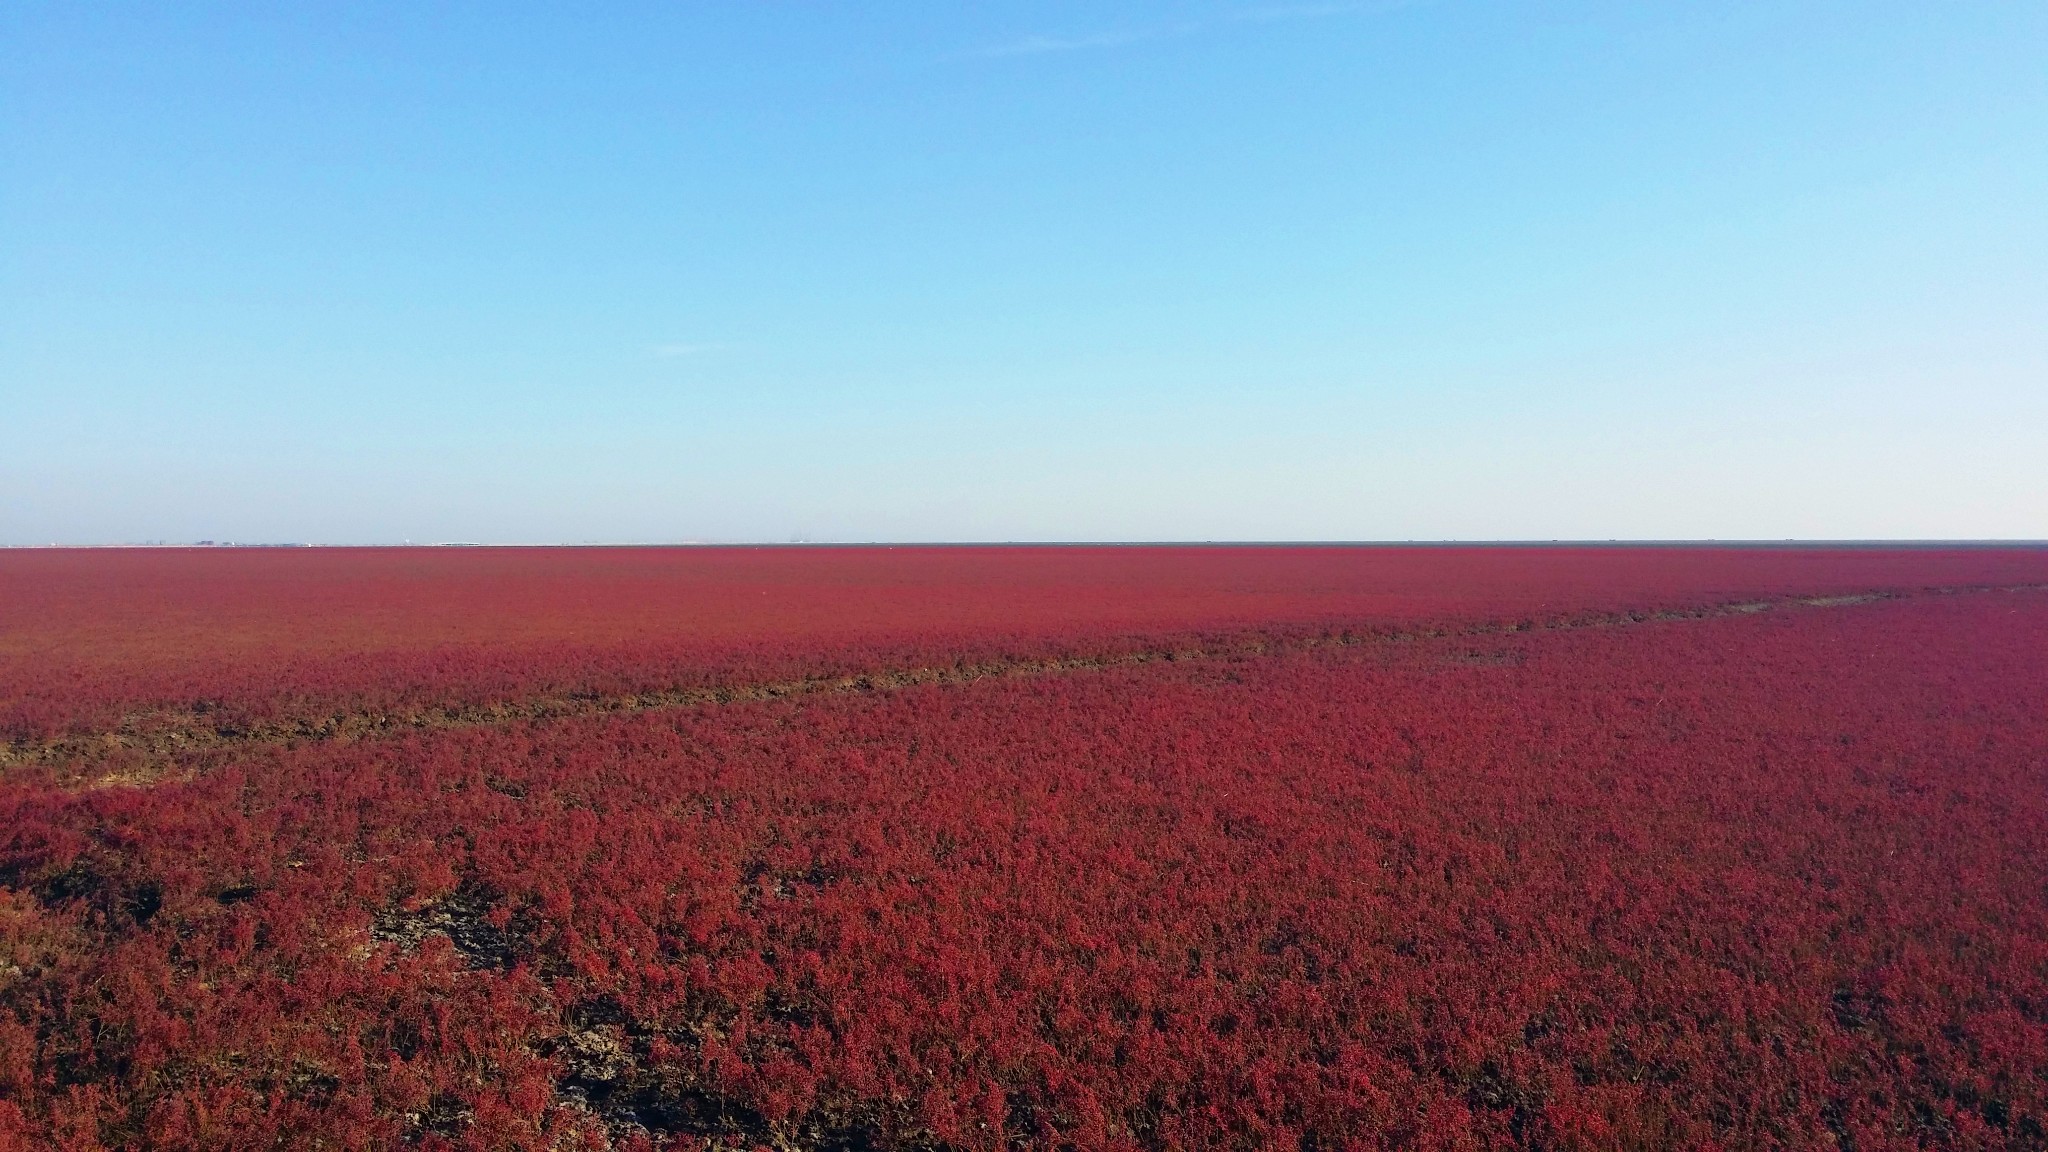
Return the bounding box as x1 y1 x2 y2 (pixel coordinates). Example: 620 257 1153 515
8 540 2048 551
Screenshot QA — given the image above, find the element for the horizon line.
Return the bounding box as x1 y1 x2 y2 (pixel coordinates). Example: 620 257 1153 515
8 540 2048 551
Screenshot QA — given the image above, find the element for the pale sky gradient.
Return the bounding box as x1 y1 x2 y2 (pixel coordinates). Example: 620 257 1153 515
4 2 2045 543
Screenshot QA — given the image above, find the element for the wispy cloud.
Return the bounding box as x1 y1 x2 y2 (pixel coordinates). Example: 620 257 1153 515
651 341 723 359
974 24 1201 58
1231 1 1390 23
965 2 1405 60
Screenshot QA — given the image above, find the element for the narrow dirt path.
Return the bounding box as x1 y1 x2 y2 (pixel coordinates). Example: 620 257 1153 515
5 584 2041 788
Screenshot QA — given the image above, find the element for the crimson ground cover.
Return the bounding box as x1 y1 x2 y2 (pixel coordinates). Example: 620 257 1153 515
5 546 2044 742
2 547 2046 1150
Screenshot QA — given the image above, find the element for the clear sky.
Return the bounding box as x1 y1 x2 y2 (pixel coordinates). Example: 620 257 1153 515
4 2 2044 544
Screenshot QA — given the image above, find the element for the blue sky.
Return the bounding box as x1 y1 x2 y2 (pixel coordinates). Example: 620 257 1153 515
4 2 2044 543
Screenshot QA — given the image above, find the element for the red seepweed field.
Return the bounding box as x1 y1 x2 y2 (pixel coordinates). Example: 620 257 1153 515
3 546 2047 1151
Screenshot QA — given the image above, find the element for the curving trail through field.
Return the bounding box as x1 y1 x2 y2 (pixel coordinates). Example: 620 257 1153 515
2 548 2047 1151
2 582 2035 790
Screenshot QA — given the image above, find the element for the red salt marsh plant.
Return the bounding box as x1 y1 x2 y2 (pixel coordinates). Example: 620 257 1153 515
2 549 2046 1149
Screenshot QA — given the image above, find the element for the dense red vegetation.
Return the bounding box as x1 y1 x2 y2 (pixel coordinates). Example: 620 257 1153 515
2 547 2046 1150
7 545 2046 740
